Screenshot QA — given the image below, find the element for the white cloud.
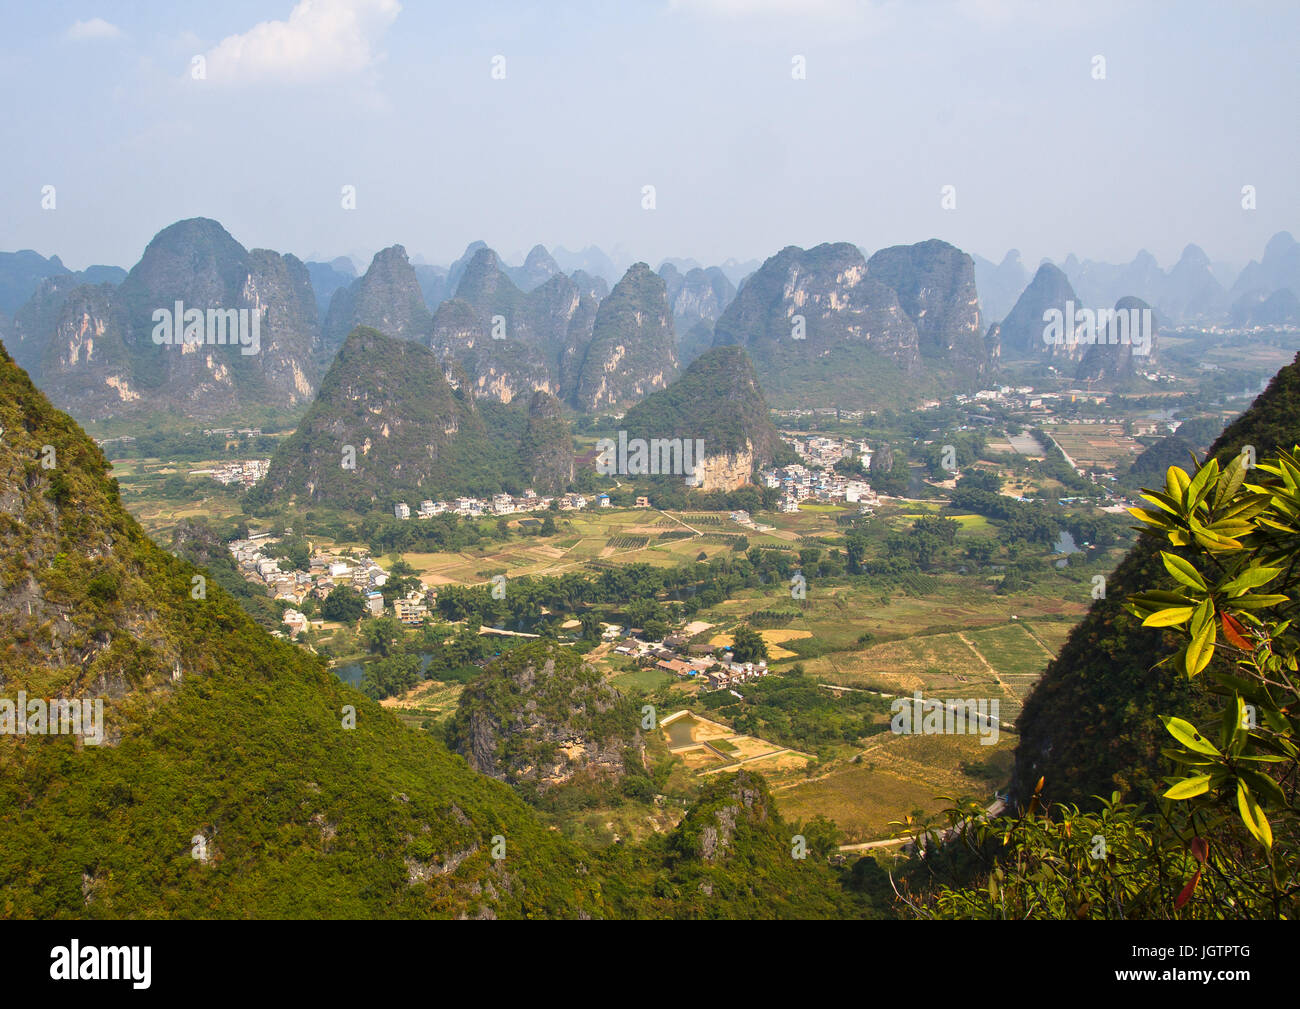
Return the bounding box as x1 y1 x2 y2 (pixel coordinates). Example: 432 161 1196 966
198 0 400 85
66 18 124 41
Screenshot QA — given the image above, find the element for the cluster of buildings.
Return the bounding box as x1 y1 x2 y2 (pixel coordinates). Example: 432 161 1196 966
191 458 270 488
201 427 263 438
760 462 878 512
701 659 770 692
607 628 772 693
771 407 866 421
230 536 440 635
228 536 389 606
793 435 871 470
392 490 592 520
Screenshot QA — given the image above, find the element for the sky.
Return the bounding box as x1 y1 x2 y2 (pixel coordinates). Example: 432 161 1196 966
2 0 1296 275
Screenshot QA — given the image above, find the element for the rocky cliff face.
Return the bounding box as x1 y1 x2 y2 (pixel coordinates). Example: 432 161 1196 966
447 643 641 796
1160 244 1227 322
258 326 495 507
1076 296 1159 384
616 345 784 490
972 250 1029 325
429 249 596 406
31 219 320 421
38 284 138 415
322 244 432 357
569 269 609 302
661 264 736 327
659 264 736 367
573 263 679 411
10 274 90 380
690 446 755 492
1231 287 1300 327
510 244 562 291
256 325 564 507
1230 231 1300 305
521 390 575 495
867 239 988 374
987 263 1082 362
712 243 920 387
304 257 356 314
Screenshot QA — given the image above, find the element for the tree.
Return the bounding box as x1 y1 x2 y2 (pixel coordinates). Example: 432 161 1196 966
845 533 868 575
730 624 769 663
322 585 365 622
363 616 403 657
579 611 602 641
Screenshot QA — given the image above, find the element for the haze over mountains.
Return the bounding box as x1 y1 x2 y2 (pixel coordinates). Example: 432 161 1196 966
2 219 1296 432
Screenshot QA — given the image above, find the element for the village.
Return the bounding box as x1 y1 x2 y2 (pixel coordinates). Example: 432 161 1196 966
190 458 270 488
226 533 439 638
759 434 879 514
391 488 651 520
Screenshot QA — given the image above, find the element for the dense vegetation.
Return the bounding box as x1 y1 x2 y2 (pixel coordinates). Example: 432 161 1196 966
0 342 887 919
619 345 790 464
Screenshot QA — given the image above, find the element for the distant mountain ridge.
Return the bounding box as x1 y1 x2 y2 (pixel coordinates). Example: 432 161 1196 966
30 218 321 422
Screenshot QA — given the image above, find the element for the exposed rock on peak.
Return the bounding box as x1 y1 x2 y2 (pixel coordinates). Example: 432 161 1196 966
711 242 920 405
867 238 988 374
988 262 1080 361
1076 296 1159 384
35 217 319 421
617 345 784 491
573 262 678 411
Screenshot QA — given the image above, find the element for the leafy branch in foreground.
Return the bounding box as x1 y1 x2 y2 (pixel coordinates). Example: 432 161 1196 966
897 447 1299 919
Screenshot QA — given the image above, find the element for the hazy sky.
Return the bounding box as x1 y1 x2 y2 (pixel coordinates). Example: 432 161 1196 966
3 0 1296 274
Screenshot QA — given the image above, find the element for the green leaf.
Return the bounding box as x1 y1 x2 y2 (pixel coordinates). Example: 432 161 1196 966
1189 598 1213 637
1165 466 1191 503
1185 612 1216 677
1163 775 1211 800
1142 491 1183 517
1185 459 1218 510
1225 594 1290 610
1143 607 1195 627
1213 455 1247 510
1218 566 1282 595
1161 552 1207 592
1236 781 1273 849
1161 715 1221 756
1129 507 1172 529
1239 769 1288 808
1131 589 1198 606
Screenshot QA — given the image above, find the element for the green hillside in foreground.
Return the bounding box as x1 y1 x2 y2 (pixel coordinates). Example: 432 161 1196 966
0 341 880 919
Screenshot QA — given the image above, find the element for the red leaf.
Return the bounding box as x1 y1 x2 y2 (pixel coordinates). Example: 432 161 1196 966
1190 837 1209 864
1222 612 1251 650
1175 869 1202 909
